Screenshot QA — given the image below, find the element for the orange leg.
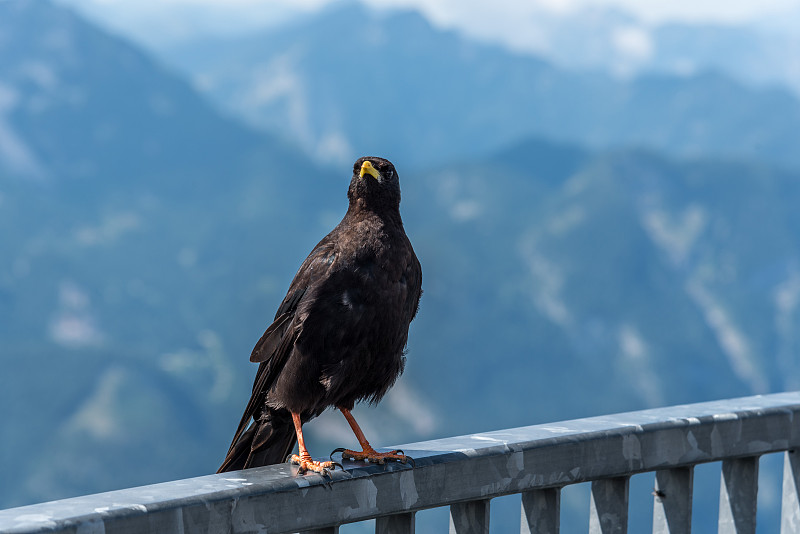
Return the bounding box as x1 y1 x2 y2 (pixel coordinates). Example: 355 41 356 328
334 408 410 465
289 412 338 474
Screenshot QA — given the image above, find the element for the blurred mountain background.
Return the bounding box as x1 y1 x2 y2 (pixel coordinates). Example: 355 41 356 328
1 0 799 531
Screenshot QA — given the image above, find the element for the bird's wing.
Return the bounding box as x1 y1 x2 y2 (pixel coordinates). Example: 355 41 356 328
407 248 423 323
224 238 337 456
250 286 306 364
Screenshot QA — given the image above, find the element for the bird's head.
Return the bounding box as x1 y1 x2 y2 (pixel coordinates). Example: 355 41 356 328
348 156 401 210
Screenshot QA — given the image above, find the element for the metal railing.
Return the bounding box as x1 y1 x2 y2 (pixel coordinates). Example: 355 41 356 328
2 392 800 533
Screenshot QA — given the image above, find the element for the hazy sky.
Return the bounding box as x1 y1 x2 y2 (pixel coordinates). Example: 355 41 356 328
351 0 797 23
72 0 799 25
59 0 799 55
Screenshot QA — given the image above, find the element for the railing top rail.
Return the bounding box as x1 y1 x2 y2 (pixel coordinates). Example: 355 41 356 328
2 392 799 533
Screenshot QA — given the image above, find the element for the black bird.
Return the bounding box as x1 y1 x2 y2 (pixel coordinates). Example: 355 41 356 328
218 157 422 474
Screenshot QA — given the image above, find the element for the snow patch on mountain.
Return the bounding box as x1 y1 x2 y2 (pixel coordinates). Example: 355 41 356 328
773 268 800 389
435 171 485 222
74 212 141 247
237 52 311 140
159 330 235 403
641 204 707 267
66 366 126 440
49 280 104 348
384 381 437 436
547 205 585 235
686 278 767 394
617 323 663 406
521 243 572 328
0 82 48 178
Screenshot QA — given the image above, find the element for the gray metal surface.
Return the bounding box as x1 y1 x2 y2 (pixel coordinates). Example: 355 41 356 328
449 499 490 534
520 488 560 534
718 457 759 533
782 450 800 533
652 467 693 534
2 392 800 534
375 512 415 534
589 477 629 534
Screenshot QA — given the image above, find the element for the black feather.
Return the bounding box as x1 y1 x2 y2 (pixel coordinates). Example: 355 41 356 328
218 157 422 473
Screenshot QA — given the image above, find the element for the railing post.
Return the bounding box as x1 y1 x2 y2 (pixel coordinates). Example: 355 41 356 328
376 512 415 534
450 499 490 534
653 467 693 534
521 488 560 534
718 457 759 534
781 450 800 532
590 477 630 534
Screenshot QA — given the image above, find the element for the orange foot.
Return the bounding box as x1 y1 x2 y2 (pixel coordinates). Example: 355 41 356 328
332 447 414 466
290 454 340 475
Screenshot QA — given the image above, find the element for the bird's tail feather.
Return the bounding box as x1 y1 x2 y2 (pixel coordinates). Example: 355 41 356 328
217 408 297 473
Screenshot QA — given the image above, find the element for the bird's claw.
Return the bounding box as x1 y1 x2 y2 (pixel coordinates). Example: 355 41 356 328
289 454 339 476
395 453 416 468
330 447 414 467
330 447 348 462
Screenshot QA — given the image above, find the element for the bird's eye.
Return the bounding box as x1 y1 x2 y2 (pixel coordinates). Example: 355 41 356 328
385 169 394 178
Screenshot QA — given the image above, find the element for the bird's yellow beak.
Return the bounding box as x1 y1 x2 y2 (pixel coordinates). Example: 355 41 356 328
360 160 380 180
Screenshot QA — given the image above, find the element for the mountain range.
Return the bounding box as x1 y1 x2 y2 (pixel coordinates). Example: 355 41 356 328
59 0 800 100
457 5 800 97
161 3 800 171
2 1 800 532
0 0 342 506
